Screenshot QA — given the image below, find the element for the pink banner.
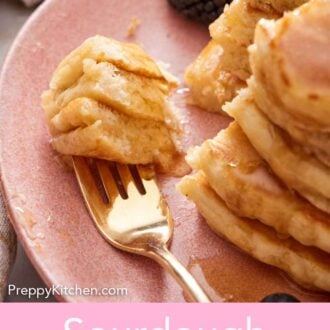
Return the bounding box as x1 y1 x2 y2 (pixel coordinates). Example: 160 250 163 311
0 303 327 329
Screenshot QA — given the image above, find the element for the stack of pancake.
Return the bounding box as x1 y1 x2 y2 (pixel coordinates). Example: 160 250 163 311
178 0 330 292
185 0 307 112
42 36 182 172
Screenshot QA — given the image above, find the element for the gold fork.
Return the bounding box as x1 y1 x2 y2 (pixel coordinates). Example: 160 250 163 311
72 156 211 302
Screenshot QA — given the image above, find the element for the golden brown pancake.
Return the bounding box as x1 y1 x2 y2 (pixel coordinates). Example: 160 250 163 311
250 0 309 13
248 1 330 163
178 172 330 292
50 97 181 168
250 1 330 130
186 122 330 253
49 35 174 91
42 36 182 172
224 89 330 214
249 74 330 166
180 0 330 294
43 59 173 124
184 0 307 113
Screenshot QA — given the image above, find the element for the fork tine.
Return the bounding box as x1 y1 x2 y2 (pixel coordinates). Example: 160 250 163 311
136 165 160 195
72 156 107 217
96 159 119 203
116 164 134 198
128 165 146 195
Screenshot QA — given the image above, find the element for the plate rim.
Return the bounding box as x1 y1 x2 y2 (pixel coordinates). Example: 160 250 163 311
0 0 79 302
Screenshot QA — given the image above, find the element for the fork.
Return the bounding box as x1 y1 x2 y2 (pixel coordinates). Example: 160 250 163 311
72 156 211 302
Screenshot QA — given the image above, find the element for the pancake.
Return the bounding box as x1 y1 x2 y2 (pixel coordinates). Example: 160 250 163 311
41 36 183 173
184 0 307 113
178 172 330 292
250 0 308 13
50 97 181 169
186 122 330 253
43 59 173 124
224 89 330 214
184 39 245 113
185 0 277 112
250 1 330 132
249 74 330 166
248 1 330 164
180 0 330 294
49 35 174 91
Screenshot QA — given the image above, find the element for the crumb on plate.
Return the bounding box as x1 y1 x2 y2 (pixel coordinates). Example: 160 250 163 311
126 16 141 37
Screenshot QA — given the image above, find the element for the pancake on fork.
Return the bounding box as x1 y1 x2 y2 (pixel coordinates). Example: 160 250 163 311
186 122 330 253
184 0 307 112
49 97 181 167
178 172 330 292
42 36 183 173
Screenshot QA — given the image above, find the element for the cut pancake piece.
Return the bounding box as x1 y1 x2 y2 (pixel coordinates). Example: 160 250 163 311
50 98 181 171
43 59 172 124
177 172 330 292
49 35 172 91
184 0 307 112
185 0 278 112
249 1 330 132
42 36 183 173
314 151 330 169
184 39 245 113
224 89 330 214
186 122 330 253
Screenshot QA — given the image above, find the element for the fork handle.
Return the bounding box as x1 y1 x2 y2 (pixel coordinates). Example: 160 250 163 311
149 245 211 303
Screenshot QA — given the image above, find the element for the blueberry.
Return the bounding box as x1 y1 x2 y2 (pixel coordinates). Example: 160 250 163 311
261 293 300 303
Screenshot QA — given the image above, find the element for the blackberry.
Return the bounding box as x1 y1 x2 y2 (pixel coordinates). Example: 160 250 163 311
261 293 300 303
168 0 232 25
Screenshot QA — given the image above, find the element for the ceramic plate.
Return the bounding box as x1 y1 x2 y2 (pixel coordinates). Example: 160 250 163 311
0 0 328 302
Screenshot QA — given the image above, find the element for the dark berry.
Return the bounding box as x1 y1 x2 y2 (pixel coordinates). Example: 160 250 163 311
168 0 233 25
205 2 215 12
261 293 300 303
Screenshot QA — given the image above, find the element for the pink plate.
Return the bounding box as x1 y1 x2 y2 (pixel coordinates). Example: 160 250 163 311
0 0 329 302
